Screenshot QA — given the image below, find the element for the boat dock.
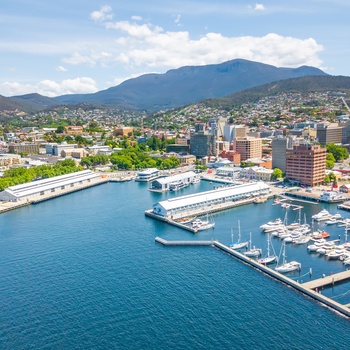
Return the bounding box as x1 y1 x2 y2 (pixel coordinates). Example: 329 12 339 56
155 237 213 246
302 270 350 290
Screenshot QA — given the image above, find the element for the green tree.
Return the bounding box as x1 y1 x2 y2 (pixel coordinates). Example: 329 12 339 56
271 168 283 180
326 153 335 169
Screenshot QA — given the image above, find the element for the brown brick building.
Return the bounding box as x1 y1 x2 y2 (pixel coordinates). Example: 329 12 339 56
285 144 326 187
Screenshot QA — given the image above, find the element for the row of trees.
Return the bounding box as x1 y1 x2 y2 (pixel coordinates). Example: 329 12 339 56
80 146 181 170
0 159 82 192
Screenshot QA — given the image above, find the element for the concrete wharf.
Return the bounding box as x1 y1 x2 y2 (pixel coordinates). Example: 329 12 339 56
155 237 213 246
302 270 350 290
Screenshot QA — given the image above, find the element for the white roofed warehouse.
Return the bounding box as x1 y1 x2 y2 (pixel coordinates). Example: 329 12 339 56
152 182 271 217
0 170 101 202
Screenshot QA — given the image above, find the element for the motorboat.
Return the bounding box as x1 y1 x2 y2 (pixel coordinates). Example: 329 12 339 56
325 218 338 225
326 249 346 260
293 235 311 245
192 214 215 231
312 209 331 221
312 230 330 240
191 177 201 184
260 218 283 231
169 181 188 191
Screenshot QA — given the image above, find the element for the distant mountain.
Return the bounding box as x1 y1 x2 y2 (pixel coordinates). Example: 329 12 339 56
201 75 350 110
0 93 61 114
54 59 328 112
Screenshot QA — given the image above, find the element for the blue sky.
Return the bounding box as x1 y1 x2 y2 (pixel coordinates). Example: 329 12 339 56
1 0 349 97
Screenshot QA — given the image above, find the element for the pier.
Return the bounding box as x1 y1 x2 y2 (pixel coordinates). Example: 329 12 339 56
155 237 213 246
302 270 350 290
154 238 350 318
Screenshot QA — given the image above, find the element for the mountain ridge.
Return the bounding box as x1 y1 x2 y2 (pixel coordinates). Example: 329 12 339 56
0 59 331 113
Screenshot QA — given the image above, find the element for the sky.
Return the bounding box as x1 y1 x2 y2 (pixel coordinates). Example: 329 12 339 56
1 0 349 97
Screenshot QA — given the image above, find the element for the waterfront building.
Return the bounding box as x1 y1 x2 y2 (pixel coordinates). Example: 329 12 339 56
316 123 343 145
149 171 196 192
240 166 273 181
152 182 270 217
285 143 326 187
233 137 262 161
190 124 217 158
135 168 160 182
0 170 100 202
271 136 294 172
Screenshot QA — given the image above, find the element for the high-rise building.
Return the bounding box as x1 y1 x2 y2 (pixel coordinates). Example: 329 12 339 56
223 125 246 143
233 137 262 161
271 136 294 172
190 124 216 158
316 123 343 145
285 143 326 187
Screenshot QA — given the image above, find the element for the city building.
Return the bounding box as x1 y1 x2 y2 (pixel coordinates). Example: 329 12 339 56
190 124 216 158
271 136 294 172
233 137 262 161
0 154 22 167
8 143 39 155
316 123 343 145
114 127 134 136
285 143 326 187
46 143 78 156
223 125 246 143
64 126 83 135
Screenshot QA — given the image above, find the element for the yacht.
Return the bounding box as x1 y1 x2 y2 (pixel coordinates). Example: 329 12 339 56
169 181 188 191
312 209 331 221
229 221 248 250
275 242 301 273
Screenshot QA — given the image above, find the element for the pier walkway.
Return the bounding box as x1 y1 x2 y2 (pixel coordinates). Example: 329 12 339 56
155 237 213 246
302 270 350 290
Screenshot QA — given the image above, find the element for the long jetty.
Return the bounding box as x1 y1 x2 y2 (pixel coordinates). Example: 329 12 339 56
155 237 350 318
155 237 213 246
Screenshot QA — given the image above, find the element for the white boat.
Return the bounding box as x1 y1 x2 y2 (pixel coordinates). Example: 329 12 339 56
260 218 283 231
312 209 331 221
192 213 215 231
244 232 262 257
293 235 311 245
258 233 277 265
229 221 248 250
325 218 338 225
275 241 301 273
169 181 188 191
325 249 345 260
191 177 200 184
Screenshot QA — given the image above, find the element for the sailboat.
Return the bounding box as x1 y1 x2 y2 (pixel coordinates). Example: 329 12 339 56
258 233 277 265
275 241 301 273
244 232 262 257
229 220 248 250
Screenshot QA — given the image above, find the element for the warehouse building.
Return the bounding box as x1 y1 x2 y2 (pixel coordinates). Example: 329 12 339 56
152 181 270 217
0 170 100 202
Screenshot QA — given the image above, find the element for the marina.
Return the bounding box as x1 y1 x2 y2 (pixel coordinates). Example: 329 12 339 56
1 178 350 349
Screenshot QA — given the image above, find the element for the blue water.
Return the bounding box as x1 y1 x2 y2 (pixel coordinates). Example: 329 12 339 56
0 181 349 349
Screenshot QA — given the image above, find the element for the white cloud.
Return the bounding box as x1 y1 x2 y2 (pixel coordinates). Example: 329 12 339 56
1 77 98 97
254 3 265 11
90 6 113 22
174 14 181 25
131 15 142 21
67 15 323 72
56 65 67 72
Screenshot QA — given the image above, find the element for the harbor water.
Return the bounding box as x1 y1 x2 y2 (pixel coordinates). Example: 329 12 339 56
0 180 349 349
